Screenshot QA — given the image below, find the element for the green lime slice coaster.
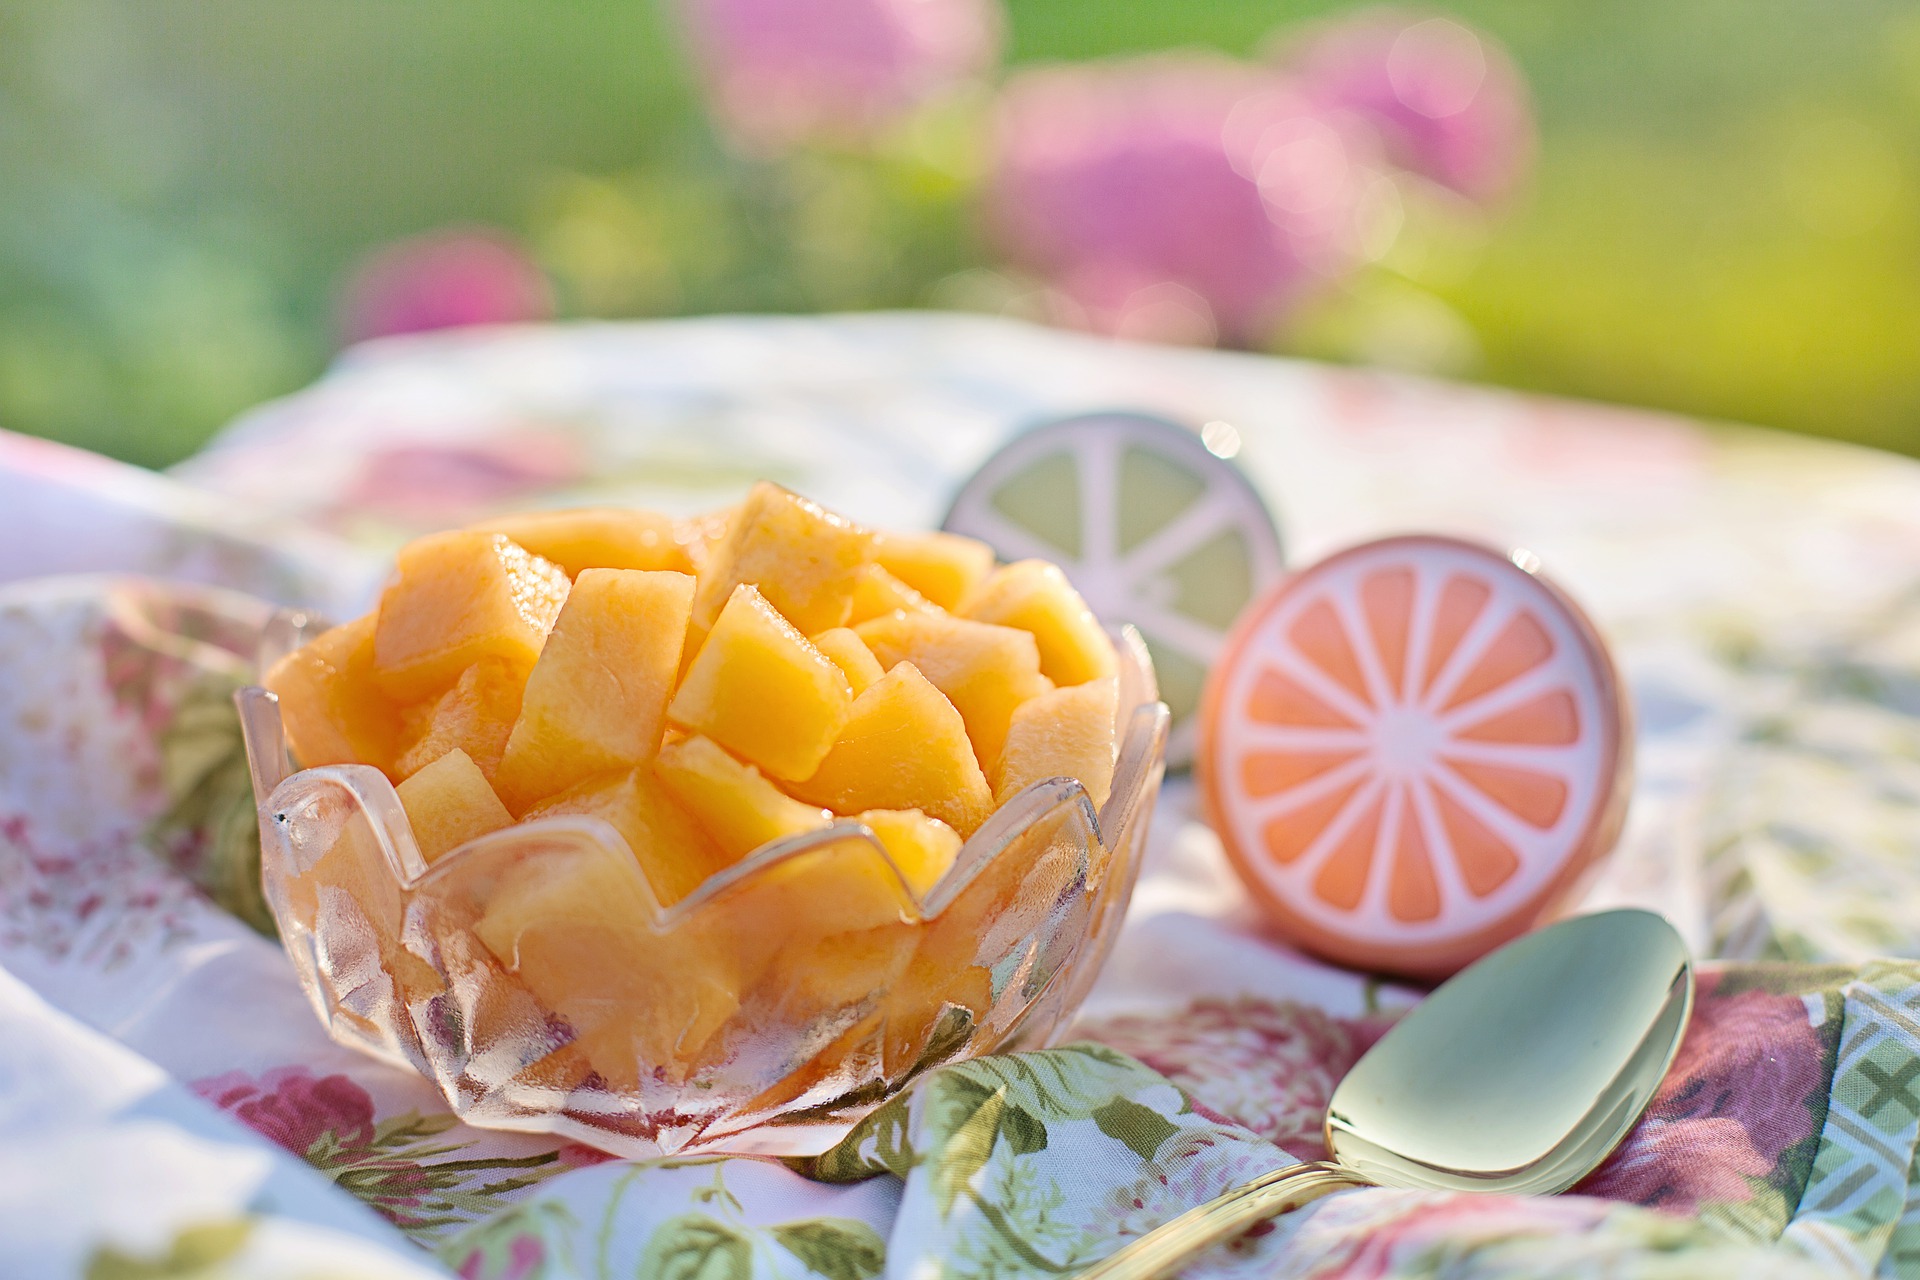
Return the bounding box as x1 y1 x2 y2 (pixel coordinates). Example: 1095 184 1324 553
944 412 1285 767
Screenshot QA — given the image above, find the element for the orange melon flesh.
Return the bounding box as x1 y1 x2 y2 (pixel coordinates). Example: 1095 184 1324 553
396 748 515 863
786 663 994 837
394 658 524 781
673 506 736 576
372 531 570 700
473 847 739 1087
467 508 691 577
526 767 733 906
493 569 694 813
855 809 962 898
264 614 406 774
653 734 834 861
856 611 1054 772
668 583 851 782
847 563 939 626
993 676 1119 809
689 482 876 638
962 559 1116 687
810 627 885 696
875 530 995 610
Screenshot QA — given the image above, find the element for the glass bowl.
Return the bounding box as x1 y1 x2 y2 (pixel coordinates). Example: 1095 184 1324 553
237 618 1168 1158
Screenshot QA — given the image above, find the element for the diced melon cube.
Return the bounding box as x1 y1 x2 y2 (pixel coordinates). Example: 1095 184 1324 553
372 531 570 699
810 627 885 697
493 569 694 812
961 560 1116 687
855 809 962 898
668 584 851 781
525 767 732 906
723 834 925 946
674 506 735 576
394 658 525 781
689 482 876 638
992 676 1119 810
875 530 995 610
786 663 994 836
752 922 918 1040
854 611 1053 771
878 922 996 1075
264 614 406 773
474 847 739 1086
467 508 690 577
847 563 939 626
654 734 833 860
395 748 515 863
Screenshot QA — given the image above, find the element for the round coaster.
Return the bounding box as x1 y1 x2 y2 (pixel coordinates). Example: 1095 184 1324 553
944 411 1285 767
1198 535 1631 980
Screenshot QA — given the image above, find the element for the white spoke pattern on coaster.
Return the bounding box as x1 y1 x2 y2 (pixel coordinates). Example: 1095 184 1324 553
946 412 1285 767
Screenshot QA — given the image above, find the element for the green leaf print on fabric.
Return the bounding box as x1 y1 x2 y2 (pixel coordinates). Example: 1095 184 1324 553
146 673 272 936
637 1215 753 1280
1091 1098 1178 1163
769 1220 886 1280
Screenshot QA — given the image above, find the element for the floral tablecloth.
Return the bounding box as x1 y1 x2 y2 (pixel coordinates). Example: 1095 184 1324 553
6 312 1920 1278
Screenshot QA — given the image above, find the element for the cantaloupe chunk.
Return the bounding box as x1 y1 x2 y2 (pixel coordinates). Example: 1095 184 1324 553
396 749 515 863
752 922 918 1042
474 847 739 1086
525 767 733 906
856 809 962 898
654 734 833 860
668 584 851 781
847 564 939 626
786 663 994 836
264 614 406 773
689 482 876 638
854 611 1053 771
493 569 694 812
810 627 885 697
394 658 525 781
875 530 995 610
467 508 690 577
992 676 1119 810
961 560 1116 687
372 531 570 699
674 506 735 575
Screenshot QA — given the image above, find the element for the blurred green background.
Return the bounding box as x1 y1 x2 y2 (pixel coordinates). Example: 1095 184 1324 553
3 0 1918 468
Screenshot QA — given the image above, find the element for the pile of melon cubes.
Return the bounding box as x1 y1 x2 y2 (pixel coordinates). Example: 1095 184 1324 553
267 482 1121 978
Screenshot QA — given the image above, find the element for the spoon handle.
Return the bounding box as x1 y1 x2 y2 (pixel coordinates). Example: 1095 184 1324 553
1076 1161 1371 1280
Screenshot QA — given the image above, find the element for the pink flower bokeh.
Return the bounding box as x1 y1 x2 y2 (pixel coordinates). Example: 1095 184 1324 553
338 228 554 345
1282 7 1533 205
987 56 1388 346
678 0 1001 153
192 1065 378 1158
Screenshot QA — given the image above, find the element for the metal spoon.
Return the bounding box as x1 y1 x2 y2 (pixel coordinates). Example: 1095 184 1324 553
1079 908 1693 1280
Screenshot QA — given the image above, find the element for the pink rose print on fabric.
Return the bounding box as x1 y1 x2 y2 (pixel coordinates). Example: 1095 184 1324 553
1079 996 1393 1160
1281 7 1533 206
193 1065 378 1158
677 0 1001 153
339 228 554 345
1297 1190 1623 1280
1578 972 1828 1214
988 56 1385 346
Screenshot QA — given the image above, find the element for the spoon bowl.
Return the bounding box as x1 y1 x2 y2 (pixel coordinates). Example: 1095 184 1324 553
1081 909 1693 1280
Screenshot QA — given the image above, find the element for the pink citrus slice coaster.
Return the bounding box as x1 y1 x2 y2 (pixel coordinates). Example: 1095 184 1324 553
1199 535 1632 980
